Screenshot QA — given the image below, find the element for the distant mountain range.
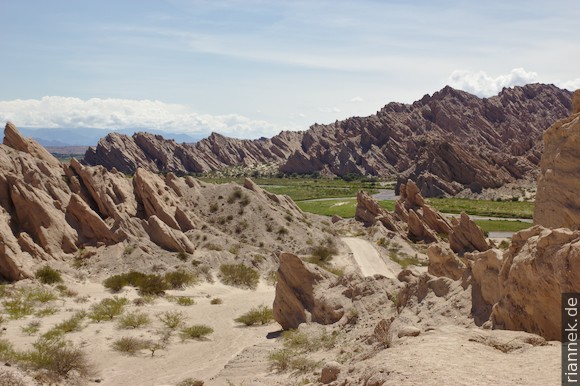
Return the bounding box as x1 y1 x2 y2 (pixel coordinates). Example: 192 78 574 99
82 84 573 197
18 127 204 147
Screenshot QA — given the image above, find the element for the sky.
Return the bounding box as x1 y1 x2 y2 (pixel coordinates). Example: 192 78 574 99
0 0 579 139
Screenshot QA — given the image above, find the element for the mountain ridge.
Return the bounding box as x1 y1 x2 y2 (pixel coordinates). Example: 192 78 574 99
83 83 573 196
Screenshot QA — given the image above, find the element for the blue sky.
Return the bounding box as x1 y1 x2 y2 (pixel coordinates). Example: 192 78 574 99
0 0 578 138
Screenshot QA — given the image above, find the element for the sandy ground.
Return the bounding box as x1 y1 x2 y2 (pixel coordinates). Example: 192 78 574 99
1 279 279 386
341 237 396 278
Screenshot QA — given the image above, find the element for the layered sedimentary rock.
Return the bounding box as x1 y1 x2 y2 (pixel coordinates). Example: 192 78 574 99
357 180 488 254
83 84 572 196
0 123 326 281
273 252 348 330
491 226 580 340
534 90 580 229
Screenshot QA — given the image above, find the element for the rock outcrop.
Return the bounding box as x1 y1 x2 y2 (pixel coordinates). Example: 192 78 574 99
273 252 349 330
83 84 573 196
0 123 330 281
534 89 580 229
449 213 490 255
490 226 580 340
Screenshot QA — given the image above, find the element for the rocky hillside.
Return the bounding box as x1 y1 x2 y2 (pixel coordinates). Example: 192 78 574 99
0 122 333 282
83 84 572 196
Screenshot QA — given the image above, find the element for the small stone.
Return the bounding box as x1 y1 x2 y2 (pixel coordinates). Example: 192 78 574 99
320 361 341 384
397 326 421 338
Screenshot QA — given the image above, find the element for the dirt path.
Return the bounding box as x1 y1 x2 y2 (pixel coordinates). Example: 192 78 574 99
341 237 396 279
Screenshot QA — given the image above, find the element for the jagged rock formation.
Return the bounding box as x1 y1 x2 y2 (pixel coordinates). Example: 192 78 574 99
490 226 580 340
0 123 329 282
83 84 572 196
356 180 489 254
534 89 580 229
273 252 349 330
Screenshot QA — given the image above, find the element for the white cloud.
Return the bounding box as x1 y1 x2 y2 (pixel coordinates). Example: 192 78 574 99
350 96 364 102
559 78 580 91
318 106 341 113
448 68 538 97
0 96 282 139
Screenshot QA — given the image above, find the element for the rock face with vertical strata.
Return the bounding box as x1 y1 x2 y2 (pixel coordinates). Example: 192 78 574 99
534 90 580 229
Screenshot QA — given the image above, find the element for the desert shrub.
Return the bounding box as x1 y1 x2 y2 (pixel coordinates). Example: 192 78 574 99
55 284 78 297
203 243 223 251
111 337 148 356
282 329 337 352
0 339 14 361
0 369 26 386
136 274 168 296
227 188 243 203
310 240 338 263
269 349 320 372
164 270 197 290
219 264 260 290
210 297 223 305
50 311 87 334
179 325 214 341
174 297 195 306
176 251 189 261
234 305 273 326
88 297 128 322
20 335 92 378
26 287 57 303
209 202 219 213
158 310 187 330
35 266 63 284
103 274 127 292
117 311 151 329
177 378 204 386
2 298 34 319
21 320 41 336
499 240 510 250
35 306 59 317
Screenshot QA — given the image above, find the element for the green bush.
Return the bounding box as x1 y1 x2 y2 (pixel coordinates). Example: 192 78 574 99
88 297 128 322
179 325 214 341
158 310 187 330
174 297 195 306
35 266 63 284
210 297 223 305
137 274 168 296
219 264 260 289
176 378 205 386
103 275 127 292
164 271 197 290
48 311 86 334
234 305 273 326
112 337 148 356
19 335 92 378
116 311 151 329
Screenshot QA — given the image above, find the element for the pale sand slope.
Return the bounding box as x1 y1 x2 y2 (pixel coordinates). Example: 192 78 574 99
342 237 396 278
2 279 279 386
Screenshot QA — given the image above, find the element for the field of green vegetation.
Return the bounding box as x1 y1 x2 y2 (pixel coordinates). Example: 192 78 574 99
426 198 534 219
199 176 382 201
200 176 534 232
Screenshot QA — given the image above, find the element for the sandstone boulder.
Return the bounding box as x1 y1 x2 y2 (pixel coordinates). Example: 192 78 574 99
426 243 466 280
492 226 580 340
273 252 348 330
146 215 195 254
3 122 61 168
449 213 490 255
65 194 118 246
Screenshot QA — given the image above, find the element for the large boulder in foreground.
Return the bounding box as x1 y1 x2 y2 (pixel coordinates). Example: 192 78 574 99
535 90 580 229
491 226 580 340
273 252 348 330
